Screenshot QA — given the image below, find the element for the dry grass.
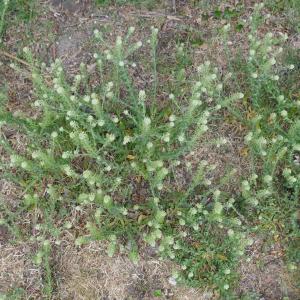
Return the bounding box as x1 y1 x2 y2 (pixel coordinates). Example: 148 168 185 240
54 241 207 300
1 238 298 299
0 179 23 208
0 242 43 299
0 238 209 299
238 238 300 299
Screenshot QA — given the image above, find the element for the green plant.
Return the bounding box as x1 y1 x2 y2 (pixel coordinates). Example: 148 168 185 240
0 0 10 42
265 0 300 32
234 4 299 230
0 3 299 298
0 287 25 300
0 25 248 296
153 289 163 297
222 3 300 288
7 0 36 21
0 0 36 44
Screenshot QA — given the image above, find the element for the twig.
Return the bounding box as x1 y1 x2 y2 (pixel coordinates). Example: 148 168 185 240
0 49 53 85
0 50 31 67
127 11 182 21
172 0 176 13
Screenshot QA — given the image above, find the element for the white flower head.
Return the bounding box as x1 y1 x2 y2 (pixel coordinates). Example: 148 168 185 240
213 189 221 198
168 277 177 286
269 57 276 65
139 90 146 102
123 136 132 145
106 91 113 99
94 29 100 38
51 131 58 139
112 116 119 123
31 151 40 159
143 117 151 127
223 24 230 31
67 110 75 117
78 132 87 141
103 195 111 204
128 26 135 34
56 86 64 94
288 64 295 70
146 142 153 149
201 125 208 132
106 81 114 90
178 134 185 143
83 170 92 179
83 95 90 103
191 99 202 107
277 47 283 53
22 46 30 53
106 133 116 142
151 27 159 34
98 119 105 127
277 95 285 102
245 132 253 142
116 36 122 46
169 114 176 122
280 110 288 117
87 115 94 123
92 98 99 105
217 83 223 90
69 132 76 139
237 93 244 99
69 121 78 128
136 41 143 48
21 161 28 169
242 180 250 191
62 151 71 159
33 100 41 107
227 229 234 237
162 133 170 143
263 175 272 184
105 165 112 172
157 183 163 190
249 49 256 56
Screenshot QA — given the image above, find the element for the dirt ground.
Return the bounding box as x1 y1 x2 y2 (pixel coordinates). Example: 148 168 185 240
1 1 299 299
